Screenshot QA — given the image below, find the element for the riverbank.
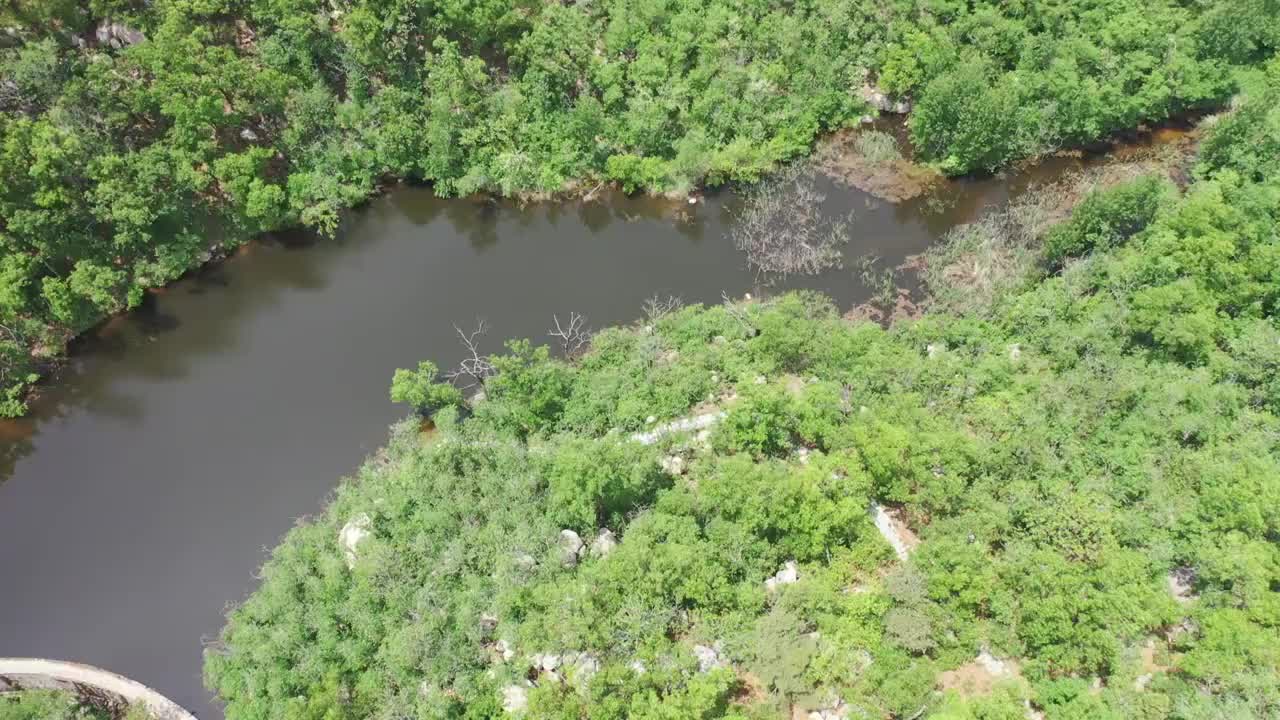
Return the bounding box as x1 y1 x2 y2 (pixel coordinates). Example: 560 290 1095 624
0 109 1212 421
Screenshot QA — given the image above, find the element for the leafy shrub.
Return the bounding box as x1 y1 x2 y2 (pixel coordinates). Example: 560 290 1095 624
1042 176 1174 269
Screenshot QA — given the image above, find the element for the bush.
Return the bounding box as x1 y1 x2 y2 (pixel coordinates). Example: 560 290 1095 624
1042 176 1174 270
389 360 463 416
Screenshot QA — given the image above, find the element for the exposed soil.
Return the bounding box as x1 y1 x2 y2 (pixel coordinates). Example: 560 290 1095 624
937 653 1023 697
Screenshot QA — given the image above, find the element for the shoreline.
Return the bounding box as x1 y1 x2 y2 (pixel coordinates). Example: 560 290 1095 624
3 111 1214 420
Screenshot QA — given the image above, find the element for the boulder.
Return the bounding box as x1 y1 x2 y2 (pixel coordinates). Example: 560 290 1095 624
559 529 585 567
590 529 618 558
692 644 725 673
765 561 800 591
859 84 911 114
660 455 686 475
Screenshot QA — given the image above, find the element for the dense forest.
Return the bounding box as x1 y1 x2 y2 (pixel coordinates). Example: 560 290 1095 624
2 0 1279 414
206 70 1280 719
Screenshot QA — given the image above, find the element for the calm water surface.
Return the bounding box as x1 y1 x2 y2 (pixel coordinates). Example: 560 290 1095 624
0 165 1079 716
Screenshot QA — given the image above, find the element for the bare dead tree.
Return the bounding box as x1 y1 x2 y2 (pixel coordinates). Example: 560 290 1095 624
642 294 684 323
445 320 495 390
721 291 758 337
548 312 592 356
731 164 851 280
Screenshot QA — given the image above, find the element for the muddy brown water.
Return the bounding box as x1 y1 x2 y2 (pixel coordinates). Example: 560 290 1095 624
0 155 1112 717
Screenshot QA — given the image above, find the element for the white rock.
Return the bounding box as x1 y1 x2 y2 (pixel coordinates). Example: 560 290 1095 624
754 375 767 384
497 639 516 661
744 293 752 300
628 660 647 675
688 196 698 205
559 529 585 567
590 529 618 558
631 411 726 445
976 649 1008 676
765 561 800 591
859 84 911 114
1008 343 1022 360
926 343 939 359
95 21 145 47
870 503 910 561
338 513 372 569
660 455 686 475
502 684 528 714
239 127 259 142
534 653 561 671
645 415 657 424
514 553 537 571
692 644 724 673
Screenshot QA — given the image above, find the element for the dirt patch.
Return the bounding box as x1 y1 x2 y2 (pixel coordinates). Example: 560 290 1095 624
845 288 922 326
937 652 1023 698
816 130 942 203
733 670 769 706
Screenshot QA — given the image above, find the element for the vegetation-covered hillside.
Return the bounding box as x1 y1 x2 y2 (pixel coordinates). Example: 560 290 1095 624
206 71 1280 719
2 0 1278 415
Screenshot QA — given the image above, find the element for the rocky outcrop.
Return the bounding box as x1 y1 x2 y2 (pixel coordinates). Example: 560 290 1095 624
630 411 725 445
94 21 145 49
0 658 196 720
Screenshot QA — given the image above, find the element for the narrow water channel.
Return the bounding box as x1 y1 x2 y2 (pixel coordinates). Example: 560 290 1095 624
0 162 1082 716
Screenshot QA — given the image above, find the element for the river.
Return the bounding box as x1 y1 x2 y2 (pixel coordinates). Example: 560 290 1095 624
0 158 1089 716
